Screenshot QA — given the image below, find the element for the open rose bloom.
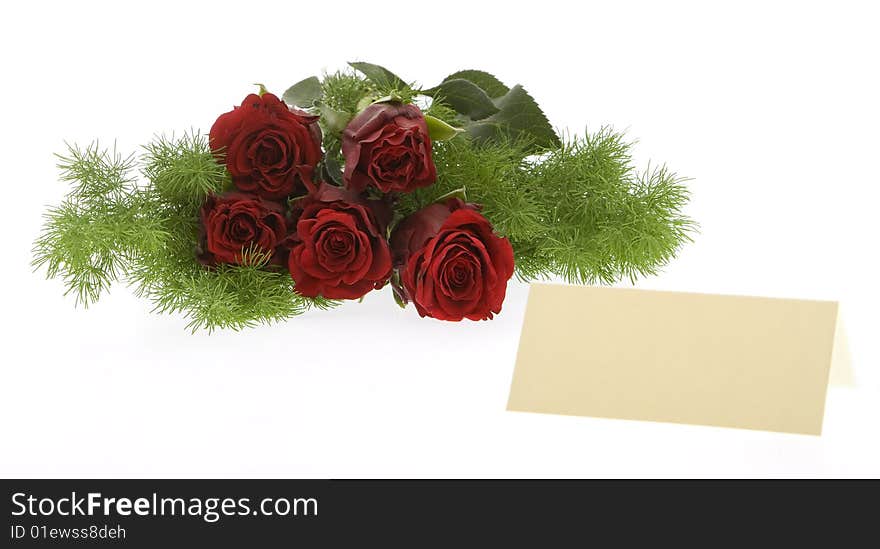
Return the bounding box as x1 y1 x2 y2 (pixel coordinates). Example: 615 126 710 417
391 199 515 321
209 93 322 199
286 183 392 300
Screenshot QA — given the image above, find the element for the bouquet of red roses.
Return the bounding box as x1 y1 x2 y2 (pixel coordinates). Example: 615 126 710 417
34 62 694 331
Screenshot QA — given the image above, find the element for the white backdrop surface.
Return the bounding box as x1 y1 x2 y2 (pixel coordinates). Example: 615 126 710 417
1 0 878 477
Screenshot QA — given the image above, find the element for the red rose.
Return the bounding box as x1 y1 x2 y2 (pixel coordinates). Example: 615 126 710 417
197 192 287 266
287 183 392 300
391 198 515 321
209 93 322 200
342 102 437 193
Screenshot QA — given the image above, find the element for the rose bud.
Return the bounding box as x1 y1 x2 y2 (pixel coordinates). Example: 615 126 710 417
391 198 515 321
287 183 392 300
196 192 287 266
209 93 323 200
342 102 437 193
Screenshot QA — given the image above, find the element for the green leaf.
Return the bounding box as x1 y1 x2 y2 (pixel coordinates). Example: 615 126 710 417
322 155 343 185
319 105 353 135
368 94 402 105
424 115 464 141
443 70 509 98
390 271 408 309
348 61 406 89
355 94 377 112
423 79 499 121
466 85 560 152
282 76 322 107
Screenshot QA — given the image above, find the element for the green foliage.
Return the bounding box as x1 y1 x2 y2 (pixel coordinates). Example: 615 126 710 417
282 76 323 108
346 62 420 105
423 99 460 126
443 70 509 98
466 85 560 152
348 61 407 93
32 143 168 307
320 70 371 115
129 243 330 333
141 131 229 208
399 130 695 285
34 134 335 332
424 114 464 141
422 69 560 153
35 64 695 330
423 79 499 120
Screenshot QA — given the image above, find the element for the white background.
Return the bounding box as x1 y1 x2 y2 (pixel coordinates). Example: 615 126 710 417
1 1 878 478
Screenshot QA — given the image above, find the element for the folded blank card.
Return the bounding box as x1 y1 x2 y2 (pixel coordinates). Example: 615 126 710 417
507 284 845 435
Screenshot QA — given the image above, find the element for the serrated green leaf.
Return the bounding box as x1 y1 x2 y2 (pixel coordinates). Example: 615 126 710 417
348 61 406 89
282 76 322 107
424 115 464 141
443 70 509 98
423 79 499 121
466 85 560 152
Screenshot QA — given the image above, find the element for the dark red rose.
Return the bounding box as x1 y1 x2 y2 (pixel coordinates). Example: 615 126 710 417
391 198 515 321
287 183 392 300
209 93 322 200
197 192 287 266
342 102 437 193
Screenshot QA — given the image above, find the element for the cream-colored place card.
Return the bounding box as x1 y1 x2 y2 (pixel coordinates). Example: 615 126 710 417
507 284 845 435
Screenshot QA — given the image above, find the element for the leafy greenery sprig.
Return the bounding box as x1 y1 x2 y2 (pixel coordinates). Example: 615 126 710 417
33 133 336 332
